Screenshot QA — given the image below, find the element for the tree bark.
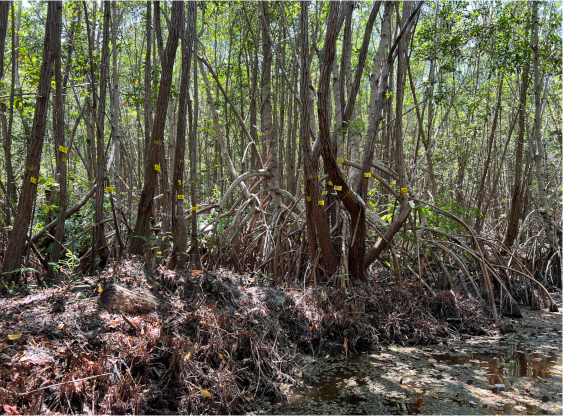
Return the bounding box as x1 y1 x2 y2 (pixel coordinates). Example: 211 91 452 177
2 1 62 283
505 59 529 247
170 2 196 270
530 2 558 253
130 1 183 255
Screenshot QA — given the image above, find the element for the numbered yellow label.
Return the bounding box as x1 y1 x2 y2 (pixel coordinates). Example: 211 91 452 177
61 157 67 162
328 181 333 186
318 200 325 206
59 145 67 153
154 164 160 172
191 205 198 211
30 177 37 184
401 187 408 195
307 196 311 201
178 195 185 200
334 185 342 191
153 140 162 145
321 190 327 196
178 180 182 185
106 187 114 192
364 172 371 178
337 158 344 163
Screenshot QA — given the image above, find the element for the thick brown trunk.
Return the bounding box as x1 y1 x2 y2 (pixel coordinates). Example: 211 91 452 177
1 1 62 283
130 2 182 255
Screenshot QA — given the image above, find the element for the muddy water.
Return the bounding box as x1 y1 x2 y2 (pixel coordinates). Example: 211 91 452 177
257 307 562 415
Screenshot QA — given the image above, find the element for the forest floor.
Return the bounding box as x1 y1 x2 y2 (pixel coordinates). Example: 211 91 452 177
0 260 560 415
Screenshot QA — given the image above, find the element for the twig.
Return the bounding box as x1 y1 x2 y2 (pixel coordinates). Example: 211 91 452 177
16 373 112 395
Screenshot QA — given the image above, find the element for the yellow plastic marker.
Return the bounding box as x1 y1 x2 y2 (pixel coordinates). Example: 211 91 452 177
106 186 114 192
318 200 325 206
401 187 408 195
30 177 37 184
61 157 67 162
307 196 311 201
328 181 333 186
153 140 162 145
178 179 182 185
59 145 67 153
191 205 198 211
317 174 320 179
364 172 372 178
337 158 344 163
334 185 342 191
154 164 160 172
178 195 185 200
321 190 327 196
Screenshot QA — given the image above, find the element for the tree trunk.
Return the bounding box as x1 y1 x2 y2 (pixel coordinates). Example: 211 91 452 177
1 1 62 284
48 0 68 279
170 2 195 270
130 2 182 256
530 2 558 253
92 1 112 271
504 59 529 247
0 3 11 227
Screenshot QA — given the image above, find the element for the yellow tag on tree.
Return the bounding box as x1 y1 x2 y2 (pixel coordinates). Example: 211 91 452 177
178 180 182 185
178 195 185 200
191 205 198 211
59 145 68 153
318 200 325 206
328 181 333 186
334 185 342 191
154 164 160 172
153 140 162 145
61 157 67 162
306 196 311 201
106 187 114 193
336 158 344 163
364 172 371 178
321 191 327 195
401 187 408 195
30 177 37 184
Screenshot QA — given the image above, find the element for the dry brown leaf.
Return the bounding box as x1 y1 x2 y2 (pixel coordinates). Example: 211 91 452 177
201 390 212 397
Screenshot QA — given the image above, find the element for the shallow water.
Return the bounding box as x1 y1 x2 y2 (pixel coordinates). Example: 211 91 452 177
269 312 562 415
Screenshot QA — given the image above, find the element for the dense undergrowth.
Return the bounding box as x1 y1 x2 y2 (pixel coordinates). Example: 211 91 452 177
0 258 539 415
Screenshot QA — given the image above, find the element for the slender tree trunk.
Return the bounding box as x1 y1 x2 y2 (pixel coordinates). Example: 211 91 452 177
0 3 11 227
170 2 196 270
91 1 112 271
475 75 503 234
504 61 529 247
189 22 201 271
130 1 182 255
530 2 557 253
111 1 123 260
144 2 152 167
1 1 62 283
260 2 282 216
48 0 68 279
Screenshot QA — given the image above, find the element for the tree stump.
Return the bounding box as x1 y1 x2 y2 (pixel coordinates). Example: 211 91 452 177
99 284 159 314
